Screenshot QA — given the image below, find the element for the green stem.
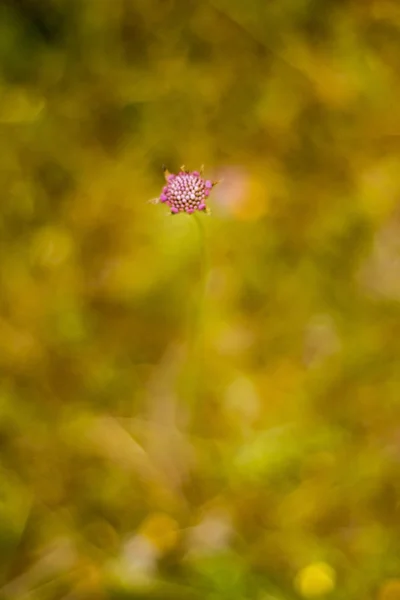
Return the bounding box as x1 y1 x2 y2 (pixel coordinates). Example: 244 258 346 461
184 213 209 409
192 212 208 338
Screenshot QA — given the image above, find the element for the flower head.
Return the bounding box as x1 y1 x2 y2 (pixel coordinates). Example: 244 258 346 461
159 166 218 215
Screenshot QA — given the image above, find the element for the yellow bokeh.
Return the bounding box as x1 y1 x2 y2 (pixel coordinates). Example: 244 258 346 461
0 1 399 598
138 513 180 553
379 580 400 600
295 563 336 598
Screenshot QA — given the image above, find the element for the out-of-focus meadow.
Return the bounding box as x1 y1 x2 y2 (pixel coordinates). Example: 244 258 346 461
1 1 400 599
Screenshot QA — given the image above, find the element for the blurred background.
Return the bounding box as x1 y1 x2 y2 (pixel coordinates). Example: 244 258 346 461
1 1 400 599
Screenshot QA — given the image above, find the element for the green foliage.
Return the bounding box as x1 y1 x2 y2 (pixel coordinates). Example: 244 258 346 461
1 1 400 599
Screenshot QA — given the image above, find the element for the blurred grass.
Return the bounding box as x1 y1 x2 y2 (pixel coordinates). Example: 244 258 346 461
1 1 400 599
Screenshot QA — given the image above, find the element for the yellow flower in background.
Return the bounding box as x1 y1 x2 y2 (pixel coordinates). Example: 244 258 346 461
295 562 336 598
379 579 400 600
138 513 180 554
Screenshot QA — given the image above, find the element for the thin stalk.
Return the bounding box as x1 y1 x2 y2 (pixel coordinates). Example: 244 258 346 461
191 212 208 344
183 213 209 410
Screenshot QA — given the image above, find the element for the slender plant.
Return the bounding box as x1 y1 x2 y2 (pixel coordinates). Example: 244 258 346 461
153 165 220 409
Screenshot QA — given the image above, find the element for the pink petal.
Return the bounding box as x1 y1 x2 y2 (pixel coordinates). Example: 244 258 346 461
205 180 212 189
204 189 210 196
198 203 206 210
160 194 168 202
171 207 179 214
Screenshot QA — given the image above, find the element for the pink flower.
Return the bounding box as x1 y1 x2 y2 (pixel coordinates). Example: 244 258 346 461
159 167 218 215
